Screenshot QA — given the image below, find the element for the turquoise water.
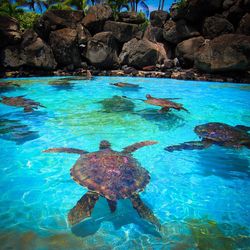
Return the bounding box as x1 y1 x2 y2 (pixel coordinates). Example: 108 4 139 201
0 76 249 249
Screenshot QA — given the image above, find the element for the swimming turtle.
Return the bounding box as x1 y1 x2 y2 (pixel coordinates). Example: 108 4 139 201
44 140 161 228
0 95 45 112
110 82 139 88
123 94 188 113
0 82 20 88
165 122 250 152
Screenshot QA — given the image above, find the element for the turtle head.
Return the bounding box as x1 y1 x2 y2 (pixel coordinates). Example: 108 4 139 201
194 124 208 138
146 94 152 99
99 140 111 150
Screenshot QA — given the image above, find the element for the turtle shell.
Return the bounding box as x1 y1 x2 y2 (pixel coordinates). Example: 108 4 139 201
70 149 150 201
194 122 249 143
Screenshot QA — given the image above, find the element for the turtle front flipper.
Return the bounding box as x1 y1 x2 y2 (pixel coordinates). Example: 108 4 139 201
158 107 170 113
122 141 158 154
130 193 161 230
165 140 212 152
43 148 88 154
68 191 99 226
24 106 34 112
235 125 250 132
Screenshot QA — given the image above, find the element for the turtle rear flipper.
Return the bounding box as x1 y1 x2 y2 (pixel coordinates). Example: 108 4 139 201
235 125 250 132
43 148 88 154
122 140 158 154
68 192 99 226
130 193 161 230
165 140 212 152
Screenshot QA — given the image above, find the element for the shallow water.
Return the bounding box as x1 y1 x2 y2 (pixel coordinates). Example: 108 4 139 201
0 76 249 249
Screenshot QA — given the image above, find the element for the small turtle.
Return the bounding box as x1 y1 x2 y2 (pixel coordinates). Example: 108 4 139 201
44 140 160 228
123 94 188 113
165 122 250 152
110 82 140 88
0 95 45 112
0 82 20 88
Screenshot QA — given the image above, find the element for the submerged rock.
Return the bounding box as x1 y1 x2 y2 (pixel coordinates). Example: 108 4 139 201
99 95 135 112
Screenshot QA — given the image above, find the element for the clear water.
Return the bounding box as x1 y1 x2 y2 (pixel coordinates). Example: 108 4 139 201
0 76 249 249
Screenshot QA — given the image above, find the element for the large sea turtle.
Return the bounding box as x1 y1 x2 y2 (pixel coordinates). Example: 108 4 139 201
44 140 161 228
124 94 188 113
165 122 250 152
0 95 45 112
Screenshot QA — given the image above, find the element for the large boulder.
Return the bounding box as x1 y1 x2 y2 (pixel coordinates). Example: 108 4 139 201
1 30 56 69
202 16 234 39
49 28 81 68
84 32 119 69
118 12 146 24
104 21 142 43
176 36 205 68
0 15 21 48
170 0 224 23
237 13 250 35
150 10 170 28
143 25 163 42
82 4 112 35
119 38 167 69
34 10 84 41
222 0 245 27
194 34 250 72
163 19 200 44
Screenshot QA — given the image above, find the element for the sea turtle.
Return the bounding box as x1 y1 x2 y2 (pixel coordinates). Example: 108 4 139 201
123 94 188 113
43 140 161 228
0 95 45 112
110 82 140 88
0 82 20 92
165 122 250 152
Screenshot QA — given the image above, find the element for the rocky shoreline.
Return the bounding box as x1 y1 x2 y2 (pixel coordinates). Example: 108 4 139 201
1 0 250 83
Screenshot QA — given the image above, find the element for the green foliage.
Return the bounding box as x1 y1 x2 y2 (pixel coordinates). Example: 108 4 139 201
139 17 149 32
16 12 41 30
0 0 24 17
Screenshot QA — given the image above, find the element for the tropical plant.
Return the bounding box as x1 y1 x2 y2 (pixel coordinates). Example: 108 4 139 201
16 0 49 13
16 11 40 30
158 0 165 10
0 0 24 17
129 0 149 16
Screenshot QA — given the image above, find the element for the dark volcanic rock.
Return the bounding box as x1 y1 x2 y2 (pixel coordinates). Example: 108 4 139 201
150 10 170 28
34 10 84 41
84 32 119 69
0 15 21 48
119 38 167 69
194 34 250 72
237 13 250 35
2 30 56 69
118 12 146 24
203 16 234 39
163 19 200 44
49 28 81 68
143 25 163 42
176 36 205 68
104 21 142 43
82 4 112 35
170 0 224 23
